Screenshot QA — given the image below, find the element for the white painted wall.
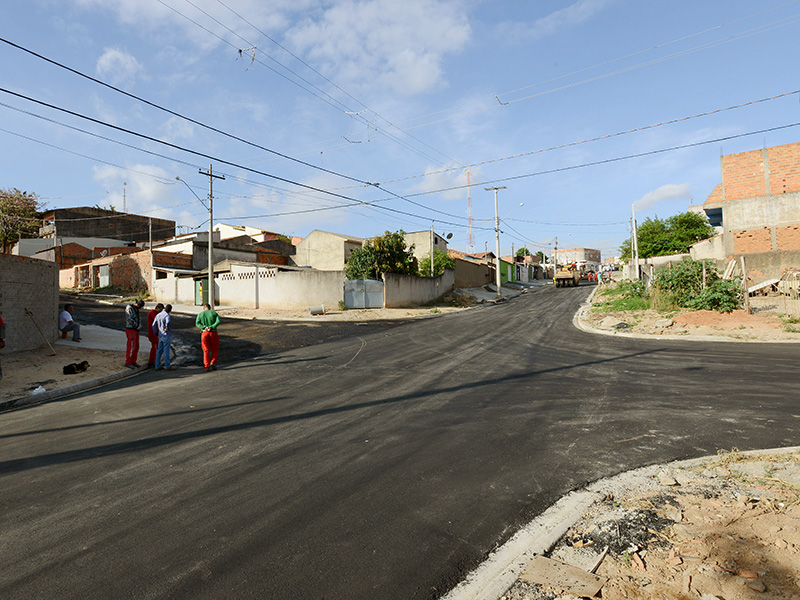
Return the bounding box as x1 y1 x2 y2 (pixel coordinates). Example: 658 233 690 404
217 264 345 309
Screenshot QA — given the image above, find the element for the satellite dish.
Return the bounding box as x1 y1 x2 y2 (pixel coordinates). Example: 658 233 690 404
101 250 108 257
446 233 453 240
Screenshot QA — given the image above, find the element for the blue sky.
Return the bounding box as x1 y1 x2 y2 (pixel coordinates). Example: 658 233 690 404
3 0 799 259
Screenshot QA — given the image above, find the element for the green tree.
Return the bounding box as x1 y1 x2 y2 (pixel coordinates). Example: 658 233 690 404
620 211 715 260
345 230 418 280
419 249 456 276
0 188 44 252
516 247 531 257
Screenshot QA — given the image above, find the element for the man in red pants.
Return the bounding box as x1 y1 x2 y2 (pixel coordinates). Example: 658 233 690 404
146 303 164 368
195 303 220 371
124 299 145 368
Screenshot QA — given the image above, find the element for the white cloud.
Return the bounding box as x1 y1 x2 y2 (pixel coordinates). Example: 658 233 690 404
286 0 471 95
162 116 195 143
96 47 144 87
636 183 692 211
92 164 183 223
499 0 614 43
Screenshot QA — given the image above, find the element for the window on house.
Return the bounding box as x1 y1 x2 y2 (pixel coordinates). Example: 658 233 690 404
155 270 168 280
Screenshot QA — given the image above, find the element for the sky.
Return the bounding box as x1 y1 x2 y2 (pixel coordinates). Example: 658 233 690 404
3 0 800 260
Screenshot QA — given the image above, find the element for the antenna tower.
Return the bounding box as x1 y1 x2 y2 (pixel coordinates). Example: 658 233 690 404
466 169 474 253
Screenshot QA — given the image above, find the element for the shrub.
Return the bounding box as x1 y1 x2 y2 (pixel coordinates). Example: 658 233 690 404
687 279 741 312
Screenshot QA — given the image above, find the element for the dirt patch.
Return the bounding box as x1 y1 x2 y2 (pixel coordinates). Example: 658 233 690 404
1 347 136 403
584 289 800 343
216 305 467 322
503 451 800 600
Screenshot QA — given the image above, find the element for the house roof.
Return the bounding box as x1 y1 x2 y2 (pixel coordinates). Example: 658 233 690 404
305 229 364 244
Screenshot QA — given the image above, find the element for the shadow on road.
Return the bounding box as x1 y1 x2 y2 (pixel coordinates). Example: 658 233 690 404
0 347 664 474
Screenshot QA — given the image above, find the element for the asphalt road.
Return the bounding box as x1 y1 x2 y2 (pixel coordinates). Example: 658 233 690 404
4 286 800 600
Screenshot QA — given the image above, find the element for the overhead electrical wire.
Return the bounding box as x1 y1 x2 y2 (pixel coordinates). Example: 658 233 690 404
398 7 800 133
169 0 464 168
0 89 486 231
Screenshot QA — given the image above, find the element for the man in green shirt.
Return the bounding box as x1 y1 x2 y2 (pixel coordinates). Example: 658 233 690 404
195 303 221 371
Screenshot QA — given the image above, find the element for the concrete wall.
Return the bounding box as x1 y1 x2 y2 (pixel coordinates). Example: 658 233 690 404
0 254 59 353
383 270 454 308
152 272 197 305
215 265 345 309
453 258 491 288
404 231 448 265
690 234 725 261
293 231 362 270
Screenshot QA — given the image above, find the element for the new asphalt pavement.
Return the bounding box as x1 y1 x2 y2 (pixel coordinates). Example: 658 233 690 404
2 284 799 599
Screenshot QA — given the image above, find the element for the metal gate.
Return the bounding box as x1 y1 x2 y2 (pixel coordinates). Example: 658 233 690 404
344 279 384 309
98 265 110 288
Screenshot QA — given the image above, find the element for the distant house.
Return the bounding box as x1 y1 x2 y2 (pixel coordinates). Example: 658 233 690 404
403 230 449 266
692 140 800 283
292 230 364 271
39 207 175 242
552 248 601 272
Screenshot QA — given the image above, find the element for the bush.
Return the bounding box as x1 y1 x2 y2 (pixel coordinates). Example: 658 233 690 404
653 259 741 313
687 279 741 312
653 259 716 306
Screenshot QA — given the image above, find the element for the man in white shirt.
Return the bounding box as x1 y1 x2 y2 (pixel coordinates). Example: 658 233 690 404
58 304 81 342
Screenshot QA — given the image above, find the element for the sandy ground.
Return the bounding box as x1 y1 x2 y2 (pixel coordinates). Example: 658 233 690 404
584 286 800 343
0 345 146 403
504 450 800 600
215 304 467 322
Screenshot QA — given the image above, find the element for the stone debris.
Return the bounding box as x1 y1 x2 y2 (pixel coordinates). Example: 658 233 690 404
504 451 800 600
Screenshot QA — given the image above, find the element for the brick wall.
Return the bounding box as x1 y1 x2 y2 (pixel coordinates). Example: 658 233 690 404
723 149 766 201
776 225 800 251
722 141 800 201
733 228 772 254
0 253 59 353
768 144 800 195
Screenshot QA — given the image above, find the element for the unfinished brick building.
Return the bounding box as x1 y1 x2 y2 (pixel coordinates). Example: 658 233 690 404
40 207 175 243
695 141 800 282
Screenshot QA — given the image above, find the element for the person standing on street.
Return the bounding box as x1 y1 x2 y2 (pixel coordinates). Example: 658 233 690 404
195 303 220 372
124 299 145 368
146 303 164 368
152 304 174 370
58 304 81 341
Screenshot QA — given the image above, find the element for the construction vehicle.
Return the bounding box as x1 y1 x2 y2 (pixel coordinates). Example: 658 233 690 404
553 262 581 287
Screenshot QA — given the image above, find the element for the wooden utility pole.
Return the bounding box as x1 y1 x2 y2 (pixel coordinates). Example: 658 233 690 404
199 165 224 309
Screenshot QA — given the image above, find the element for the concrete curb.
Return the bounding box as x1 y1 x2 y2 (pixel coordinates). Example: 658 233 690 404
442 445 800 600
573 286 800 344
0 365 147 412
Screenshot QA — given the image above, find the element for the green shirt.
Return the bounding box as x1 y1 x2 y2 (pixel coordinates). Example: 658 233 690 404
195 309 220 332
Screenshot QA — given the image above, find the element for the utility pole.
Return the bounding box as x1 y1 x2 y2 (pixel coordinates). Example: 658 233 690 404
485 186 506 298
631 203 640 281
430 222 435 277
199 165 224 309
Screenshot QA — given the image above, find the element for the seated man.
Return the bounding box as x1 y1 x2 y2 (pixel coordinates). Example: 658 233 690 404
58 303 81 341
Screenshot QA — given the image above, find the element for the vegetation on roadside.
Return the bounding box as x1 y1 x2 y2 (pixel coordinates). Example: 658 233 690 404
780 314 800 333
0 188 44 253
595 259 741 314
345 230 418 280
620 211 716 261
418 249 455 277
